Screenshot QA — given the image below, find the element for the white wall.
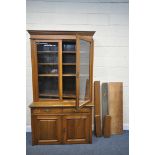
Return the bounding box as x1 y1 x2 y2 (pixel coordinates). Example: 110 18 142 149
26 0 129 129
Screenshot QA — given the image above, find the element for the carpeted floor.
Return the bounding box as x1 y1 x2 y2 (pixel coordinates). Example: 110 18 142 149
26 131 129 155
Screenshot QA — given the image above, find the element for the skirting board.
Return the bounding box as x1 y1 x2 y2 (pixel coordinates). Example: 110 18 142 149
26 124 129 132
26 125 31 132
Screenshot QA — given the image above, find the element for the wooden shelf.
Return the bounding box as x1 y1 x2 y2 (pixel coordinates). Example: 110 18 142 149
63 63 76 65
39 98 59 100
63 92 76 98
39 74 58 77
63 95 76 98
38 51 58 54
39 93 59 97
39 63 58 65
39 63 76 65
63 74 76 76
63 51 76 54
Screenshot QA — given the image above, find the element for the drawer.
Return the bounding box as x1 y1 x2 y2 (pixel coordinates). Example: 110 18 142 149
32 108 63 114
63 108 91 113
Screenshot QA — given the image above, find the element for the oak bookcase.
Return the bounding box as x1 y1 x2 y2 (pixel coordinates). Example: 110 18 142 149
28 30 95 145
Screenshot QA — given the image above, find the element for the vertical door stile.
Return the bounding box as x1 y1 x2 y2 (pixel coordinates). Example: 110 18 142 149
32 40 39 101
89 39 94 103
58 40 63 100
76 35 80 108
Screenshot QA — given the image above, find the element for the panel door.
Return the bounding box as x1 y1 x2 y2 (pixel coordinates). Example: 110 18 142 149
36 115 62 144
63 114 90 144
76 36 93 108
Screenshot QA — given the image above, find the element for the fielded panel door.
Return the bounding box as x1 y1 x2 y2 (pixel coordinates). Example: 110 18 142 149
63 114 90 144
36 115 62 144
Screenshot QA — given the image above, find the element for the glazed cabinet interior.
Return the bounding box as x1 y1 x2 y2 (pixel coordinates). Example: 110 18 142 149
28 30 95 145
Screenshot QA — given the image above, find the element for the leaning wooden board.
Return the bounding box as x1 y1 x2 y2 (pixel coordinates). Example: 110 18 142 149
102 82 123 135
108 82 123 134
103 115 111 137
94 81 102 137
102 83 111 137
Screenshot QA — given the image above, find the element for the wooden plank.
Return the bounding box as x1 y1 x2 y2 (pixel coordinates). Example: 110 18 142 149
94 81 102 137
102 83 111 137
103 115 111 138
102 83 109 117
108 82 123 134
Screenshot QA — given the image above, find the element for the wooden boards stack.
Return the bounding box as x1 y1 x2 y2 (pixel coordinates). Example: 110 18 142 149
94 81 102 137
94 82 123 137
102 82 123 135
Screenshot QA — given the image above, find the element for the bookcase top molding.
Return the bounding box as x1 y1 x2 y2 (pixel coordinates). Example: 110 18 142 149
27 30 96 36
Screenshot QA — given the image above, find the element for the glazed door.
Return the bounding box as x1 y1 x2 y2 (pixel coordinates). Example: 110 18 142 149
63 114 90 144
33 40 62 101
76 37 93 108
36 115 62 144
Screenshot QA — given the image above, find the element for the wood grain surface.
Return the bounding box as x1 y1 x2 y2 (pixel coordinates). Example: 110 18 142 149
103 115 111 137
108 82 123 134
94 81 102 137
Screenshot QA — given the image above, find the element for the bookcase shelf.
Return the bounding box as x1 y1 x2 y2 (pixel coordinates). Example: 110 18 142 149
38 74 58 77
38 63 58 65
63 63 76 65
38 51 58 54
62 51 76 54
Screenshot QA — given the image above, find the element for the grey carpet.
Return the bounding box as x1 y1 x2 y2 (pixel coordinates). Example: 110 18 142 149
26 131 129 155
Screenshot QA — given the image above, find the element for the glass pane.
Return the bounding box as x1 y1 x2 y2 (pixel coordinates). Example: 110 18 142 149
37 42 58 63
62 54 76 63
36 42 59 99
62 40 76 63
63 65 76 74
62 40 76 100
79 40 90 102
38 77 59 99
38 65 58 74
63 76 76 99
62 41 76 51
